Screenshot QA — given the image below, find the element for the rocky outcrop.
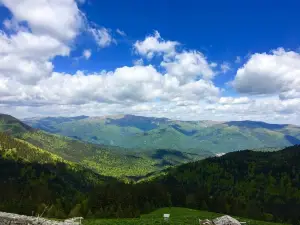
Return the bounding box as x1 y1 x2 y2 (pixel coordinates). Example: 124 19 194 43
199 215 242 225
0 211 83 225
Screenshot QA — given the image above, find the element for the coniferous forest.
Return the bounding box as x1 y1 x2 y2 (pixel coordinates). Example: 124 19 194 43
1 130 300 224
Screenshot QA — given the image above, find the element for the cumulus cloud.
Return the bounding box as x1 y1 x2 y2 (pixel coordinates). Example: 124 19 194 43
0 0 82 41
134 31 179 59
232 48 300 99
0 31 70 60
0 2 218 109
0 1 299 125
0 55 53 85
161 51 216 84
82 49 92 60
0 62 221 107
89 27 115 48
0 0 82 85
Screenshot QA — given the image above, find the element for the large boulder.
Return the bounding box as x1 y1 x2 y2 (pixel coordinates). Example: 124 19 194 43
212 215 241 225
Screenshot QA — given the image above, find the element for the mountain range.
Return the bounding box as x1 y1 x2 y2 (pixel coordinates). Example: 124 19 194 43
1 113 300 223
24 114 300 154
0 113 207 180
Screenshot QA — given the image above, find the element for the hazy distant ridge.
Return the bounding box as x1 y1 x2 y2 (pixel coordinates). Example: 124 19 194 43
23 114 300 153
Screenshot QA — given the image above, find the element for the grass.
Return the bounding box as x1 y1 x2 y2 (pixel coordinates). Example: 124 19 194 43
83 207 287 225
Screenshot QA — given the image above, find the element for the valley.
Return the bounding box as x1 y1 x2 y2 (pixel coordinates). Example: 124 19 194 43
0 114 207 180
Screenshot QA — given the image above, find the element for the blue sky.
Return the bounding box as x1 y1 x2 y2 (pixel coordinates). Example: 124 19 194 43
67 0 299 95
0 0 300 124
79 1 299 64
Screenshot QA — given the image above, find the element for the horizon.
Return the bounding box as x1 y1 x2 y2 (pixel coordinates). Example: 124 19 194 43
0 0 300 124
3 113 298 126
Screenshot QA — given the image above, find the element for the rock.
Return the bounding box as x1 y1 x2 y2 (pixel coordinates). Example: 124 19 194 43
0 211 83 225
200 215 241 225
212 215 241 225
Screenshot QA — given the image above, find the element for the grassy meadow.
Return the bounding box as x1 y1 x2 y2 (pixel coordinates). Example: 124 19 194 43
84 207 288 225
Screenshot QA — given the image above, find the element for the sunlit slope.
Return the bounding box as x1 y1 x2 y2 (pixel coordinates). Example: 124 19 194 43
0 114 205 180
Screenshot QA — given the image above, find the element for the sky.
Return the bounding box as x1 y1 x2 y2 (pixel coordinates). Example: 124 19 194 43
0 0 300 124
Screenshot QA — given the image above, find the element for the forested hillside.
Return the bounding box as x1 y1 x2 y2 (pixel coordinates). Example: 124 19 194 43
1 128 300 224
0 132 115 218
0 114 206 180
87 145 300 224
24 114 300 153
153 145 300 224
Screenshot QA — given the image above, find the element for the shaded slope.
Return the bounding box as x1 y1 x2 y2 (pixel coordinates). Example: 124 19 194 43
85 146 300 224
0 132 117 217
150 145 300 223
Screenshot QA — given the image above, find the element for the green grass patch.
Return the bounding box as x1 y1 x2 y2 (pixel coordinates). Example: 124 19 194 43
83 207 287 225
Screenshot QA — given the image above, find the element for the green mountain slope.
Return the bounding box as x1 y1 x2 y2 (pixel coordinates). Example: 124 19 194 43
148 145 300 223
85 145 300 224
0 114 206 180
23 114 300 153
1 125 299 224
0 132 114 183
0 132 116 218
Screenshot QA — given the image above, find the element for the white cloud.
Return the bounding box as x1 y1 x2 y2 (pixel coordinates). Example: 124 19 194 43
134 31 179 59
0 0 82 41
0 0 81 85
179 80 220 101
83 49 91 60
116 28 126 36
220 62 231 73
0 55 53 85
161 51 216 84
219 97 251 105
0 31 70 60
232 48 300 99
0 62 220 106
89 27 115 48
0 0 299 127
